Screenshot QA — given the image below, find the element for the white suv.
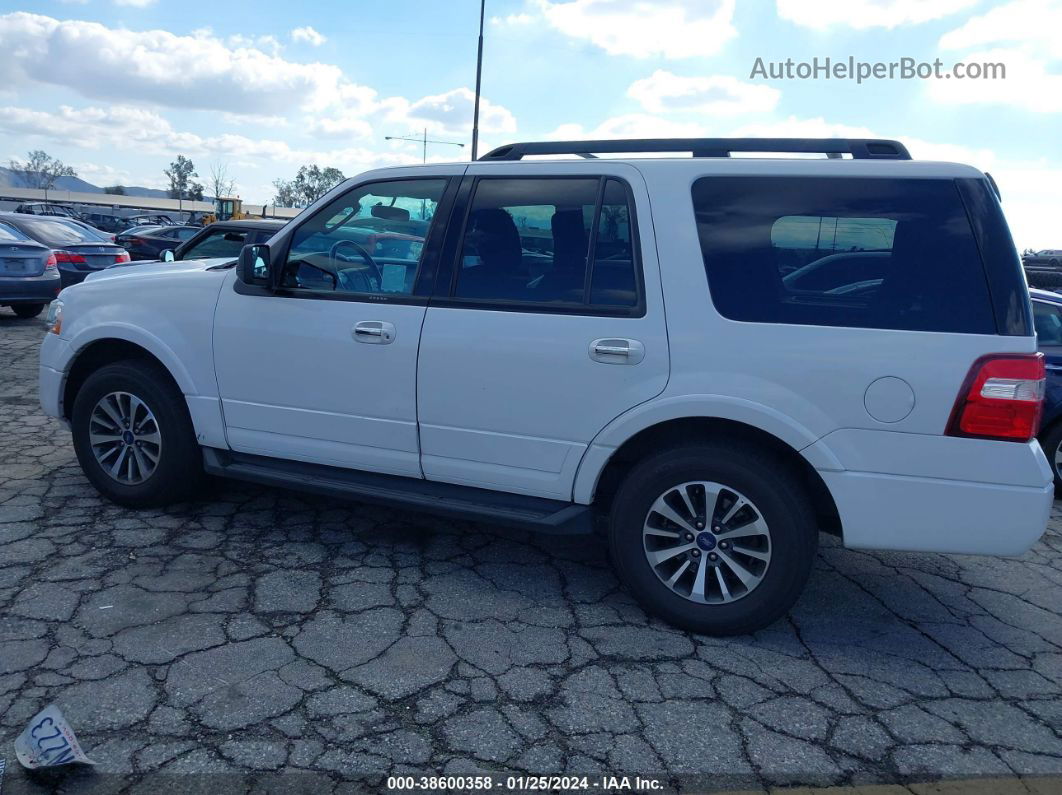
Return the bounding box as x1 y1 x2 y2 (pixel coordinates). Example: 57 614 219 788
39 138 1054 635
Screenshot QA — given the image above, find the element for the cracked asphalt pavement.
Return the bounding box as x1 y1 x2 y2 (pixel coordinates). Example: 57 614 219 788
3 307 1062 793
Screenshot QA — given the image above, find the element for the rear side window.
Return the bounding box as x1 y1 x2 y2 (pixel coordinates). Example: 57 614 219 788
453 177 640 309
692 176 997 334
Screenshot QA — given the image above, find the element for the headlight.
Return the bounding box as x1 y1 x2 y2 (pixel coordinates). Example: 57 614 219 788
46 300 63 336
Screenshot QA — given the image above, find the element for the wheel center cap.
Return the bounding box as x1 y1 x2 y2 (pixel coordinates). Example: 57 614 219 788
695 531 717 551
122 430 135 445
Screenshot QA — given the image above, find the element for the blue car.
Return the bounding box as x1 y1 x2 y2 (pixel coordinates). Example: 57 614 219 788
1031 288 1062 489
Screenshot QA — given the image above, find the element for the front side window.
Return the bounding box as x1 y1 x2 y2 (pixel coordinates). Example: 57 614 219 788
281 178 445 296
454 177 639 308
692 176 996 334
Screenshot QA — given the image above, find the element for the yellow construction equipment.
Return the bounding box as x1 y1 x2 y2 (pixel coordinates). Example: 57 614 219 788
200 197 250 225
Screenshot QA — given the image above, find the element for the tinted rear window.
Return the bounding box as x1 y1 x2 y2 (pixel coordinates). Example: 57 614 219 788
692 176 997 334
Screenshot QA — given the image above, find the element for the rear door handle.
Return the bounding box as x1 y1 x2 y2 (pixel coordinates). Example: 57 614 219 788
590 338 644 365
353 321 396 344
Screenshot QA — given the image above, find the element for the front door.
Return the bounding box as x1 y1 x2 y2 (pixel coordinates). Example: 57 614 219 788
212 170 461 477
416 165 669 500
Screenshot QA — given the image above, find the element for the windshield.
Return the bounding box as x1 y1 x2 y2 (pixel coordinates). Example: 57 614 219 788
181 229 250 260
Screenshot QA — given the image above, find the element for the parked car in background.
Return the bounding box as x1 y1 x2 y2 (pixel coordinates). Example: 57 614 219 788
0 213 129 287
119 225 198 260
1032 287 1062 489
39 137 1053 636
0 218 60 318
164 219 286 262
14 202 80 219
1023 249 1062 289
79 212 179 235
1026 250 1062 268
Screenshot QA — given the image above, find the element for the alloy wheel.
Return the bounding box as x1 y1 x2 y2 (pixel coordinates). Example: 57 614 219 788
88 391 162 484
642 480 772 604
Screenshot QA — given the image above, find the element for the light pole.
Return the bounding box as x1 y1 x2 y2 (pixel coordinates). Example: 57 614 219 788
471 0 485 160
385 129 465 163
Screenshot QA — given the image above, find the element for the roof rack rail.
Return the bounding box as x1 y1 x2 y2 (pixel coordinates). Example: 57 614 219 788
479 138 912 161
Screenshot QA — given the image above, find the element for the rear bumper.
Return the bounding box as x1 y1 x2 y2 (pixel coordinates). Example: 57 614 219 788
821 470 1052 556
0 273 61 303
810 431 1053 556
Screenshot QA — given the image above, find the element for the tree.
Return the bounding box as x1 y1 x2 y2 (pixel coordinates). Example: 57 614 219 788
272 164 346 208
9 150 76 192
207 161 236 200
103 185 127 195
164 155 203 202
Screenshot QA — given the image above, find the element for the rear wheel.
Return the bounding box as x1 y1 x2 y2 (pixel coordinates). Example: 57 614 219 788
609 442 818 636
12 304 44 319
71 361 203 507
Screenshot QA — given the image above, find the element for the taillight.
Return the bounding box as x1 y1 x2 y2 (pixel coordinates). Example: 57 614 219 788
130 237 144 246
53 250 87 265
44 252 57 270
114 251 130 263
946 353 1045 442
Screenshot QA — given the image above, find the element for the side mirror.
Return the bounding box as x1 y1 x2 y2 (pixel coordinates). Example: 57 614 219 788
237 243 271 287
161 249 175 263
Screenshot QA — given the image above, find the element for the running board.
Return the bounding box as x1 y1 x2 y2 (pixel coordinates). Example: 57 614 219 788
202 448 593 535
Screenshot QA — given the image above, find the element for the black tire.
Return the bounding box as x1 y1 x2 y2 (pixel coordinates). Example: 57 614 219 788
609 441 818 636
71 361 203 507
12 303 44 319
1039 421 1062 493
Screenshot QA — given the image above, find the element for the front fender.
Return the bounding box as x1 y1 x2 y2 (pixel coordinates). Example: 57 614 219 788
62 322 197 395
570 394 843 504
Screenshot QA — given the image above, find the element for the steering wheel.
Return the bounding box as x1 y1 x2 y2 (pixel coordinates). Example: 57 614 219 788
329 239 383 290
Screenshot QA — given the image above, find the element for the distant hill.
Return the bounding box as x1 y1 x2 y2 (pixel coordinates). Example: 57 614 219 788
0 166 169 199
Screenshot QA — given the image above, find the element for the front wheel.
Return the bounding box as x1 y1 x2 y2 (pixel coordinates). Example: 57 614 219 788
12 303 45 319
71 361 203 507
609 442 818 636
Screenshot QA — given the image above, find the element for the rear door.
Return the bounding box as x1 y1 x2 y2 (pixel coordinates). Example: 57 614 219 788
416 163 669 500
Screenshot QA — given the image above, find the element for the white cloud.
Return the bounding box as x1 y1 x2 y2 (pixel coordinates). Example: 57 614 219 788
385 87 517 136
491 13 533 25
928 48 1062 113
939 0 1062 55
291 25 326 46
535 0 736 59
0 103 423 177
776 0 977 30
113 0 156 6
0 12 348 115
934 1 1062 112
627 71 780 115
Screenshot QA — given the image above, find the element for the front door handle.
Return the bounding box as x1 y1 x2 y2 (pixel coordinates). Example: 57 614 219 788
590 338 644 365
353 321 396 344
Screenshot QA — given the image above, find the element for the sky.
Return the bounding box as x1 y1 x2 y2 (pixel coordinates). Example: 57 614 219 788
0 0 1059 247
